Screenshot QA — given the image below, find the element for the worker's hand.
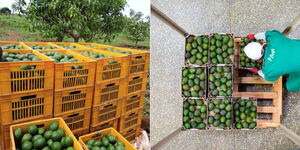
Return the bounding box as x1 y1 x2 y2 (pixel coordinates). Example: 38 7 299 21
248 68 259 73
247 34 256 41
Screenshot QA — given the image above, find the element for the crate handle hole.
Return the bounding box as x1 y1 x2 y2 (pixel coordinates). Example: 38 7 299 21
106 83 116 87
100 122 110 127
68 113 79 118
104 104 113 108
131 95 138 98
135 56 142 59
21 95 37 100
129 112 136 116
70 91 81 95
127 129 134 133
133 76 140 80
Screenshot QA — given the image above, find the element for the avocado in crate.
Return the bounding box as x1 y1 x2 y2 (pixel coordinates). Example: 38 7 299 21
30 44 57 50
78 51 113 59
183 99 207 130
207 98 232 129
39 50 96 90
185 35 209 66
239 37 264 69
104 46 149 74
208 66 233 97
2 51 41 69
0 50 54 95
182 67 206 97
1 44 23 49
79 128 136 150
233 99 257 129
210 33 234 64
10 118 82 150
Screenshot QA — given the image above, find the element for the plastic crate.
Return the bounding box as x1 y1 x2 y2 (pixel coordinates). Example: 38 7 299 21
23 42 64 50
10 117 82 150
91 99 122 126
119 108 143 131
121 90 145 114
73 128 90 138
120 124 141 142
39 50 96 91
71 49 129 83
0 116 52 150
93 78 126 106
90 118 119 132
0 41 31 50
57 108 91 133
54 86 94 115
106 47 149 74
0 50 54 95
0 89 53 125
126 72 148 95
0 124 11 150
76 42 114 49
51 42 89 50
79 128 136 150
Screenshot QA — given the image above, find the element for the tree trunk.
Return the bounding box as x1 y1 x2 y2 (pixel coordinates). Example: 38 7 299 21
135 41 138 47
74 37 80 42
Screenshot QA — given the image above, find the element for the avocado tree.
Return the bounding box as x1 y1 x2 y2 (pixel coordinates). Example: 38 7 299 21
11 0 27 15
27 0 126 42
124 9 150 47
0 7 12 15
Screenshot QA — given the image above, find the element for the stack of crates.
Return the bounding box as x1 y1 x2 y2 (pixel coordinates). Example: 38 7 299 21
0 42 55 150
37 44 97 138
79 43 150 141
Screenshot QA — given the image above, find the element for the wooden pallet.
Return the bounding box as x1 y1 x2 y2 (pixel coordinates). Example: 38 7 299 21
233 37 282 128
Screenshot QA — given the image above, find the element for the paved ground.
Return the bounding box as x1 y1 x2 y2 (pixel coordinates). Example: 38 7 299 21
150 0 300 149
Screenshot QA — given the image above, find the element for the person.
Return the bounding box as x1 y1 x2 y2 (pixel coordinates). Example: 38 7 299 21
244 30 300 92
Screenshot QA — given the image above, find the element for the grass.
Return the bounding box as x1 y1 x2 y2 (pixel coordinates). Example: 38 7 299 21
0 15 149 49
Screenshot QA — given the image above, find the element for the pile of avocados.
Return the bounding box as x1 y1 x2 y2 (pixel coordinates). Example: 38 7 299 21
182 67 206 97
42 52 83 69
239 37 263 69
1 44 23 49
208 98 232 129
59 45 78 49
106 48 132 55
31 45 56 50
185 36 209 66
78 51 112 59
1 52 41 70
183 99 207 129
85 134 126 150
13 121 75 150
208 66 232 96
210 34 234 64
234 99 257 129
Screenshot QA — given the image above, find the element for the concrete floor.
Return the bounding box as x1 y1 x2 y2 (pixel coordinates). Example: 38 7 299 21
150 0 300 149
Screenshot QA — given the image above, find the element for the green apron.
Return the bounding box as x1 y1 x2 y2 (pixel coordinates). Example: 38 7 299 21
262 30 300 91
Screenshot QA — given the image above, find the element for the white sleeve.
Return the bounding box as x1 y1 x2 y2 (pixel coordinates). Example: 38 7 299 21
254 32 266 40
258 70 265 79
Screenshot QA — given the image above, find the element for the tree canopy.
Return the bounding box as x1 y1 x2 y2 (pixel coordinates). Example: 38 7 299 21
27 0 126 42
124 9 150 46
0 7 12 15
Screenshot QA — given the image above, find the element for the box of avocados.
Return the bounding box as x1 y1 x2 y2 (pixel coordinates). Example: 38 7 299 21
182 98 208 130
207 98 233 130
209 33 234 65
233 98 257 130
208 65 233 97
185 35 210 66
182 66 207 98
238 37 264 69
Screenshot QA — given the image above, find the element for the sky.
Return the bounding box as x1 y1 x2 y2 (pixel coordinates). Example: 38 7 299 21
0 0 150 17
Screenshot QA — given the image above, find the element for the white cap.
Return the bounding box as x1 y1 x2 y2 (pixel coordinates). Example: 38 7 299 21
244 42 263 60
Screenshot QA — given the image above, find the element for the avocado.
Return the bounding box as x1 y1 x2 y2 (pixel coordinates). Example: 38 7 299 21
14 128 23 141
22 141 33 150
48 121 59 131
